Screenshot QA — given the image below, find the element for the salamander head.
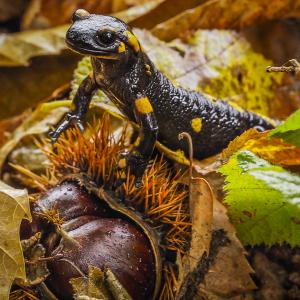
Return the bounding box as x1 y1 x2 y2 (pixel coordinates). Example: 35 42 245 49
66 9 141 60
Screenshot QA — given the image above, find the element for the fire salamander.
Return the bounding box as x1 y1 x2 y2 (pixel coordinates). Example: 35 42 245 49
50 9 275 186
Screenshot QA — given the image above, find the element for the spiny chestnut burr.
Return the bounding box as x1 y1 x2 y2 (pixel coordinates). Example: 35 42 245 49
21 180 160 300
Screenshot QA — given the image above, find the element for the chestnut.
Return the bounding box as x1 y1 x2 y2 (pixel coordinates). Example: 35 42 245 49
46 217 155 299
23 180 161 300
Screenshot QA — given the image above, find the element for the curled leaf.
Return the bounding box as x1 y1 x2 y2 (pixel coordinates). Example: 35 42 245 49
0 25 68 66
222 128 300 166
0 181 31 299
0 101 69 172
188 176 213 270
151 0 300 41
176 133 254 299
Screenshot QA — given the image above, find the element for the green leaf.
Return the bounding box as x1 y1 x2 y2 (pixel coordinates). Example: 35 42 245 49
270 109 300 147
219 150 300 246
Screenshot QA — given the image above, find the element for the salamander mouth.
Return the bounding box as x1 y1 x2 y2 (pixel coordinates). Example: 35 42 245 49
66 39 119 59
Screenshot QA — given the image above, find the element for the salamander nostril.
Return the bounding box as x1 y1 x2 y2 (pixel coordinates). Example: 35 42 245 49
72 9 90 23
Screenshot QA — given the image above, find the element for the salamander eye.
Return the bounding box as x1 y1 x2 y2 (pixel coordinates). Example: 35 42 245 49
97 30 116 45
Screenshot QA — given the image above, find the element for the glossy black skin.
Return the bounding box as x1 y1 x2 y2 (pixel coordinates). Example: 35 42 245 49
50 10 274 186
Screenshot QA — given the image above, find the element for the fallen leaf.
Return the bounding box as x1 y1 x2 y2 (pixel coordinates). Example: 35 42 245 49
270 108 300 147
21 0 127 29
219 150 300 246
222 128 300 166
18 232 49 286
242 19 300 65
176 175 214 298
114 0 166 24
70 266 132 300
175 133 214 293
175 133 254 299
0 180 31 299
0 53 78 118
0 111 30 147
180 133 213 272
128 0 206 29
0 101 69 172
0 25 68 66
0 0 27 22
151 0 300 41
200 198 256 297
22 0 159 30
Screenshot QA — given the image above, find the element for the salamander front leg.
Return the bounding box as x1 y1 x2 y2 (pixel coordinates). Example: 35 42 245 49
121 96 158 187
49 73 97 143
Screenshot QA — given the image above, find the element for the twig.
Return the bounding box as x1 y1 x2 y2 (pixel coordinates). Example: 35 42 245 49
178 132 193 181
266 59 300 75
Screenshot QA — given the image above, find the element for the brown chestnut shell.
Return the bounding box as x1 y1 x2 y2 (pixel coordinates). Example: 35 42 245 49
30 175 162 300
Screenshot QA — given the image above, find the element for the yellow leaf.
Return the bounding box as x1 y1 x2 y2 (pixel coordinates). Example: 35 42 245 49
0 181 31 299
222 128 300 166
0 101 70 172
151 0 300 41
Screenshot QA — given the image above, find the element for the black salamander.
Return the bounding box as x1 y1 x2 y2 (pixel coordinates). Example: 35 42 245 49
50 9 275 186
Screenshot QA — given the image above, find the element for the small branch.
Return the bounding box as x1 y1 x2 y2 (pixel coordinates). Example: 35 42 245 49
267 59 300 75
178 132 194 181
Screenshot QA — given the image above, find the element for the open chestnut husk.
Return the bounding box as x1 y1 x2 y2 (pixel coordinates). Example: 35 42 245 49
22 178 162 300
18 115 190 299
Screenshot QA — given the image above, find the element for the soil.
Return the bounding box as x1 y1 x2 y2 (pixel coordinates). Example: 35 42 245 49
248 245 300 300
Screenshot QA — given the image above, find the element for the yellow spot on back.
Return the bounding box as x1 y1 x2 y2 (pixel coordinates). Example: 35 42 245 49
125 31 141 53
118 42 126 53
191 118 202 133
135 97 153 114
134 137 141 147
118 158 127 169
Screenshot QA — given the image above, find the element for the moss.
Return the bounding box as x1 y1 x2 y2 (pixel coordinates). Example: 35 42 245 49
188 30 283 117
200 51 283 116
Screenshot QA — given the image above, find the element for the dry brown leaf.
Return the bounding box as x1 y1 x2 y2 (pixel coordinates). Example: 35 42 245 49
22 0 111 29
0 111 30 148
176 181 255 299
175 133 254 299
200 198 256 298
0 54 77 118
0 25 69 66
188 177 214 271
128 0 206 29
0 0 27 22
222 128 300 166
151 0 300 41
0 101 69 172
176 174 214 299
21 0 152 30
114 0 166 24
70 266 132 300
0 180 31 299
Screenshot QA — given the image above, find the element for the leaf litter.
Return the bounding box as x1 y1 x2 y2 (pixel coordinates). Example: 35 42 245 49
0 181 31 299
0 1 299 299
